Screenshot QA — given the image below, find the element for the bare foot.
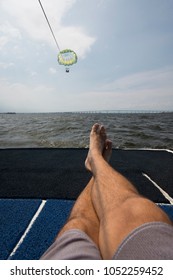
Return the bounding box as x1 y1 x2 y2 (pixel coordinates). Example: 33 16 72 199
85 124 112 172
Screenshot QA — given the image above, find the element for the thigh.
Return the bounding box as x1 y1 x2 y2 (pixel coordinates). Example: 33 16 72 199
40 229 102 260
113 222 173 259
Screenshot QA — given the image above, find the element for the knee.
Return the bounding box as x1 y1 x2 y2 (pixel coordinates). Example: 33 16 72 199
59 214 99 237
57 216 89 239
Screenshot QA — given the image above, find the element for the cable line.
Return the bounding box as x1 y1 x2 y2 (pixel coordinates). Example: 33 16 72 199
38 0 61 51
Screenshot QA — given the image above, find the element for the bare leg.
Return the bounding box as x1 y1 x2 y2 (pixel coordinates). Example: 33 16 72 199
86 123 173 259
57 177 99 246
56 138 112 248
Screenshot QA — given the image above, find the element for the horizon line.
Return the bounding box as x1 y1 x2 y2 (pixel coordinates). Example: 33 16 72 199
0 109 173 114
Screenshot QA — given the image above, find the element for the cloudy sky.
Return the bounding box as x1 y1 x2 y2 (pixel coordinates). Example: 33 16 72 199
0 0 173 112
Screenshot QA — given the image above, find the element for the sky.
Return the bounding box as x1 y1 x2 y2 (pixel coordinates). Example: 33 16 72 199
0 0 173 112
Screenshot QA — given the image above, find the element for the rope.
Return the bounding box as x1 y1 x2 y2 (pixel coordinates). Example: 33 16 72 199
38 0 61 51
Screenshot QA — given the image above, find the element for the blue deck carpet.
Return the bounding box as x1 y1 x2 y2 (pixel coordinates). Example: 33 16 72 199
0 199 172 260
0 199 74 260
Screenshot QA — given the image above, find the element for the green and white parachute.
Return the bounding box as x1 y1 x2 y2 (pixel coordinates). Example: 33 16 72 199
58 49 77 72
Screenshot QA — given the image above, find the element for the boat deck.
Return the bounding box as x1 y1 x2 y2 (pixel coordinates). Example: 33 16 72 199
0 148 173 259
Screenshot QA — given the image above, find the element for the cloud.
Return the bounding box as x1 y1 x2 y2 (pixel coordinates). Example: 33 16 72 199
49 67 57 75
0 0 96 58
56 26 96 58
0 22 21 39
100 67 173 92
1 67 172 112
0 78 54 112
77 67 173 111
0 22 21 50
0 36 9 50
0 78 79 112
0 62 14 69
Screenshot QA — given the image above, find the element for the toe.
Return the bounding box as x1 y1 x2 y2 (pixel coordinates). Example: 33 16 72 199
92 123 100 133
103 139 112 162
100 125 105 134
106 139 112 150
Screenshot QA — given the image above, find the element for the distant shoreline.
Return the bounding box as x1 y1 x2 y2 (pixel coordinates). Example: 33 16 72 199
0 110 172 114
0 112 16 114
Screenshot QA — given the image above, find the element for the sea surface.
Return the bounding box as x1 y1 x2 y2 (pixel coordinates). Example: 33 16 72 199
0 112 172 149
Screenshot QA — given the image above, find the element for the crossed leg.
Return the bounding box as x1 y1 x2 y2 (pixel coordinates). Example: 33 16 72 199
86 124 173 259
56 138 112 249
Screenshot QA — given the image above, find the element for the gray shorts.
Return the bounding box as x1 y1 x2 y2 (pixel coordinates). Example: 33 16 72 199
40 222 173 260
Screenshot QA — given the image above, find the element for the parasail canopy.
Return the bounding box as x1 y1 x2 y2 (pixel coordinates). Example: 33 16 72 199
58 49 77 66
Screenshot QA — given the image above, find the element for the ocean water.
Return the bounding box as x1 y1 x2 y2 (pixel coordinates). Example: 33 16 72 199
0 112 172 149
